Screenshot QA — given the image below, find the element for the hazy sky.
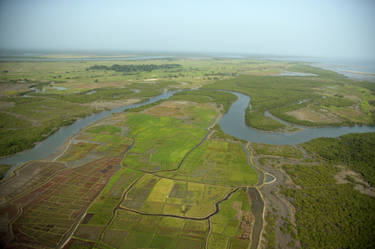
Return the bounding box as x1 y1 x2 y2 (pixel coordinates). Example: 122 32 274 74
0 0 374 59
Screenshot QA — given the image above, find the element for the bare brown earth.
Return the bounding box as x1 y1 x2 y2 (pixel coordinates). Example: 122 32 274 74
286 106 342 123
0 162 66 204
0 157 122 249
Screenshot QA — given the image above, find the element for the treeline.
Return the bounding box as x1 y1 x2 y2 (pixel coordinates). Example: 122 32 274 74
302 132 375 186
87 64 181 72
282 162 375 249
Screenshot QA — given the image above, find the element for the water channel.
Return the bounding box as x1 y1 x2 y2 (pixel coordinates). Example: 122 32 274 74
219 91 375 145
2 89 374 249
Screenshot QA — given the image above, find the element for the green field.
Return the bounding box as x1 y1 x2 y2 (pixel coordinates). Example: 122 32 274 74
1 56 375 249
122 174 232 217
158 138 258 186
122 101 217 172
208 188 253 249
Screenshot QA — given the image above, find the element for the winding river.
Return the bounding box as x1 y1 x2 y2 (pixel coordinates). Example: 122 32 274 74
0 91 178 175
2 89 375 249
2 89 375 171
220 91 375 144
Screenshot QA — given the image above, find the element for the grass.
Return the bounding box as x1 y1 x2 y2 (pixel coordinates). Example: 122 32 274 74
251 143 303 159
159 138 258 187
81 168 143 227
205 68 375 129
245 108 286 131
122 102 217 171
208 188 252 249
122 173 232 217
170 89 238 112
101 209 209 249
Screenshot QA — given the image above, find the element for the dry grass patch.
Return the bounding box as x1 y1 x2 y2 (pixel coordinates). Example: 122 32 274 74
286 107 342 123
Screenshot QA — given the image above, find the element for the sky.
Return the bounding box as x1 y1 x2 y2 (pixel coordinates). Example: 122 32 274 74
0 0 374 59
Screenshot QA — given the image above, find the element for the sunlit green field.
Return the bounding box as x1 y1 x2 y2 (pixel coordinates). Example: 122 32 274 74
158 139 258 186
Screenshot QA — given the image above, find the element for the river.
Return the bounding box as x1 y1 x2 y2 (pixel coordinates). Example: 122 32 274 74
219 91 375 145
0 90 178 175
3 89 375 170
2 88 374 249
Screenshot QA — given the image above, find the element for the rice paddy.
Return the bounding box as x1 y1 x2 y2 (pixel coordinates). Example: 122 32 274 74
0 94 260 248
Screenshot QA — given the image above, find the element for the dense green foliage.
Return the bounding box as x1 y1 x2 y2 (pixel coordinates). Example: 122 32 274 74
0 96 90 156
206 75 322 130
263 211 277 249
87 64 181 73
303 133 375 186
245 106 286 131
281 163 375 249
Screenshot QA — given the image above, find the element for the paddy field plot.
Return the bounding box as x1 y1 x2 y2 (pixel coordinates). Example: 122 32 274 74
0 161 66 202
99 209 209 249
72 168 143 243
122 101 217 172
59 123 134 167
121 173 232 218
7 157 121 248
158 139 259 187
207 188 253 249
